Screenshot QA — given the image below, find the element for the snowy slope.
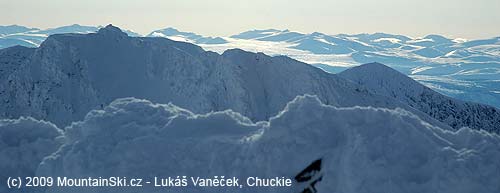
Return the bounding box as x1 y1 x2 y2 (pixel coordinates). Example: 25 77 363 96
1 96 497 193
339 62 500 133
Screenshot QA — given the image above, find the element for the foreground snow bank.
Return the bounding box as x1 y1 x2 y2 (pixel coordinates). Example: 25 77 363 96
3 96 500 193
0 117 63 192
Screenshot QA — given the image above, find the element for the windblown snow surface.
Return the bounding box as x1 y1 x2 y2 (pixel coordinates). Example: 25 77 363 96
0 118 63 193
0 96 499 193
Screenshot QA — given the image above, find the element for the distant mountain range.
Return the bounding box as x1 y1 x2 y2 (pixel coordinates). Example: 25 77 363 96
0 24 139 48
148 27 227 44
1 24 499 108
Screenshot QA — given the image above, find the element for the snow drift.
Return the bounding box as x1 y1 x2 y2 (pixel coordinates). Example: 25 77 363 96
0 117 63 193
27 96 500 193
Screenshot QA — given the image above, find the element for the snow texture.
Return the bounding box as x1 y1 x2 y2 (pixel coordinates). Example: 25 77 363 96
0 117 63 193
30 95 500 193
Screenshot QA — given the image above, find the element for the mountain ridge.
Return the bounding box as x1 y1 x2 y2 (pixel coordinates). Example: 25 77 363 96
1 25 499 134
0 25 455 132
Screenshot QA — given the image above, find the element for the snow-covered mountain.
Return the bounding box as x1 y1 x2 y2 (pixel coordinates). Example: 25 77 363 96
0 25 38 36
1 25 500 193
339 62 500 134
2 25 499 107
201 30 500 108
148 27 227 44
0 24 140 49
231 29 375 54
0 25 435 128
1 25 499 134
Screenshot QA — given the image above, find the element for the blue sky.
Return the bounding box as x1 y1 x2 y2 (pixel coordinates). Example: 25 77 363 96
1 0 499 39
